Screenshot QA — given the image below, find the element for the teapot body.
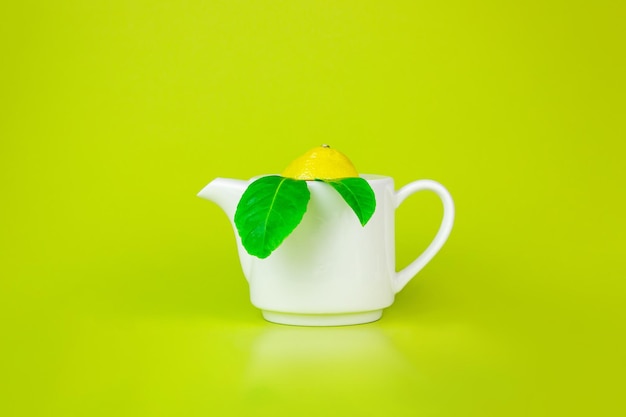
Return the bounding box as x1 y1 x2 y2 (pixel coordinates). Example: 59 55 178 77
239 175 397 325
198 174 454 326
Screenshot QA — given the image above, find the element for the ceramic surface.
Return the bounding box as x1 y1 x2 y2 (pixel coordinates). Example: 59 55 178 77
198 175 454 325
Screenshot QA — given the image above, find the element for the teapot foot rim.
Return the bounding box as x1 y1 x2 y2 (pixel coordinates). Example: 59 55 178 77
261 310 382 327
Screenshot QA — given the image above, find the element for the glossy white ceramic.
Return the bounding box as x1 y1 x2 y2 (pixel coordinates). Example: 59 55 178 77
198 175 454 326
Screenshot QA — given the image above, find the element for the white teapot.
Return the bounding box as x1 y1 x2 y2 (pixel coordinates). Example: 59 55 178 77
198 174 454 326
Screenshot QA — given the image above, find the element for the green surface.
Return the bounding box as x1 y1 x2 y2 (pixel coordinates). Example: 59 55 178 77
1 1 625 416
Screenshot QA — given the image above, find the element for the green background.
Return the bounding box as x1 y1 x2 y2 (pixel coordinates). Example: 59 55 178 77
1 1 624 416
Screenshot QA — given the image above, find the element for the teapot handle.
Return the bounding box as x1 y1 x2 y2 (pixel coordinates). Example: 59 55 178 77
392 180 455 293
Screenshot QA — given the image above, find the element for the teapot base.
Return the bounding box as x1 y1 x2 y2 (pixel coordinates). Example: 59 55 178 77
261 310 383 327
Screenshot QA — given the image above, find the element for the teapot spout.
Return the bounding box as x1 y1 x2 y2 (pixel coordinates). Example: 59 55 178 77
197 178 248 220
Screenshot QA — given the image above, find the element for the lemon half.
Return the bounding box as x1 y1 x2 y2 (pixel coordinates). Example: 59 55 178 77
281 145 359 180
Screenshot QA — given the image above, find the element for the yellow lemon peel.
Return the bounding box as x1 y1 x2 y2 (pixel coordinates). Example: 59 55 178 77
281 145 359 180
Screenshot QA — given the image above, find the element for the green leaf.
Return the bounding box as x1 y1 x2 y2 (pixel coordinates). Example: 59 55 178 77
234 176 310 259
319 177 376 226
